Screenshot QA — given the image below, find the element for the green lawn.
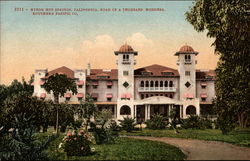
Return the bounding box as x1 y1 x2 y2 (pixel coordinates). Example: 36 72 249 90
38 132 185 160
120 128 250 147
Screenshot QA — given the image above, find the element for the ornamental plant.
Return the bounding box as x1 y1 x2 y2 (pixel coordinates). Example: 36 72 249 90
61 129 93 156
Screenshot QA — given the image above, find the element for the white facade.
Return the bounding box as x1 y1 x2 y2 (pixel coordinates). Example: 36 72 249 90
33 44 216 121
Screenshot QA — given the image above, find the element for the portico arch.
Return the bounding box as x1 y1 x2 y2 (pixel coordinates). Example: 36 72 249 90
120 105 131 115
186 105 196 115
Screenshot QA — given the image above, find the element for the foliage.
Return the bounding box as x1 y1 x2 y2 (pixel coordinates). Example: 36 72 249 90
0 92 56 160
119 117 136 132
180 115 213 130
61 129 93 156
43 73 77 135
145 114 167 130
43 73 77 104
90 109 117 145
45 135 186 160
77 94 98 131
186 0 250 133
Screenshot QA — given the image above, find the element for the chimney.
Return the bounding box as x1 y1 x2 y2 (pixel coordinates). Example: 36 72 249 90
87 63 91 75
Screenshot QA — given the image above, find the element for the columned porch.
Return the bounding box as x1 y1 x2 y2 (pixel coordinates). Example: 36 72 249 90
134 96 182 123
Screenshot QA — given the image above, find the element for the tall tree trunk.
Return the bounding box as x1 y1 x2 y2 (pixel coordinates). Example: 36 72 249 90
54 94 59 136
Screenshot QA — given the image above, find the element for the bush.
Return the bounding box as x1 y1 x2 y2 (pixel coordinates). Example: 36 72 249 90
145 114 167 130
62 130 92 156
119 117 136 132
90 122 115 145
180 115 213 129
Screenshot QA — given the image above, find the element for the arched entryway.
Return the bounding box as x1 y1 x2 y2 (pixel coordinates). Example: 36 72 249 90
186 105 196 115
120 105 131 115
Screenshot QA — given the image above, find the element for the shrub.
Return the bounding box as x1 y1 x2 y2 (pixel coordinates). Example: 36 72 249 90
180 115 213 129
145 114 167 129
119 117 136 132
90 109 117 144
62 130 93 156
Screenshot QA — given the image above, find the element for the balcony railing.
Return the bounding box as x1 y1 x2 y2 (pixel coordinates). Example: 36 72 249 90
138 87 176 92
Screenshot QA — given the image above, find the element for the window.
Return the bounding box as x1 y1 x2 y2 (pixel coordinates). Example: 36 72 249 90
140 81 144 87
107 85 112 89
169 81 173 87
185 71 190 76
169 94 173 98
123 54 129 61
66 97 70 101
185 81 191 88
165 94 168 97
145 94 149 98
150 94 154 97
123 81 129 88
185 55 191 63
141 94 144 99
78 97 83 101
201 98 206 102
123 71 129 76
155 81 159 87
145 81 149 87
78 85 83 88
141 71 152 75
162 72 174 76
93 85 98 89
93 97 97 101
107 97 112 101
150 81 154 87
164 81 168 87
160 81 163 87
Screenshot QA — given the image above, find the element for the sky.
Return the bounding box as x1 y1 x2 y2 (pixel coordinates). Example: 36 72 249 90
0 1 219 85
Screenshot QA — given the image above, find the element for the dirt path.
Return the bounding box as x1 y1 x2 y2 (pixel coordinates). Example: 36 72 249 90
127 136 250 160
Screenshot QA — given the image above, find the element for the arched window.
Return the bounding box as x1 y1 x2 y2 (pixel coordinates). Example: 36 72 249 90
160 81 163 87
145 94 149 98
140 81 144 87
120 105 131 115
186 105 196 115
150 81 154 87
165 81 168 87
169 94 173 98
155 81 159 87
169 81 173 87
145 81 149 87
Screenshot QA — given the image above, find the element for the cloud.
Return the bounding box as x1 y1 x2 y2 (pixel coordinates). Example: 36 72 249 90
125 32 154 51
79 35 117 68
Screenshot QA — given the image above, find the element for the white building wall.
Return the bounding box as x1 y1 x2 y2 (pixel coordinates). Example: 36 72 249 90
86 80 118 102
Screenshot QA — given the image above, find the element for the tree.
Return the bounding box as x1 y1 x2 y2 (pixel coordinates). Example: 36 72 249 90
77 94 98 131
43 73 77 135
186 0 250 133
0 92 53 160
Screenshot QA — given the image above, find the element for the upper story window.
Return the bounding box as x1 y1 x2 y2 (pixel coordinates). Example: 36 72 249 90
185 55 191 63
141 71 152 75
140 81 144 87
162 72 174 76
123 71 129 76
169 81 173 87
185 71 191 76
92 81 99 88
123 54 129 61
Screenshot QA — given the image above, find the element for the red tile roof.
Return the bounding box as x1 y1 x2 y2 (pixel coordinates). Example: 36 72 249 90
196 69 216 80
44 66 75 79
87 69 118 80
134 64 179 76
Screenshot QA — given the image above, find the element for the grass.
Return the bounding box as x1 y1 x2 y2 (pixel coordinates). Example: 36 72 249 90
120 128 250 147
38 132 186 160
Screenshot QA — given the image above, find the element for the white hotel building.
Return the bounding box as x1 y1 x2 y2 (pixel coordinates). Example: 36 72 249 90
34 44 216 121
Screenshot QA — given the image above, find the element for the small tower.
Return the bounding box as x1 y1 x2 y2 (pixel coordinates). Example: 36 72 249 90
175 45 198 100
175 45 200 117
114 44 138 120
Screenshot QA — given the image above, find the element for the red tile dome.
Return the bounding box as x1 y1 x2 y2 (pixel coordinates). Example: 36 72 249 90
179 45 195 53
119 44 134 52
